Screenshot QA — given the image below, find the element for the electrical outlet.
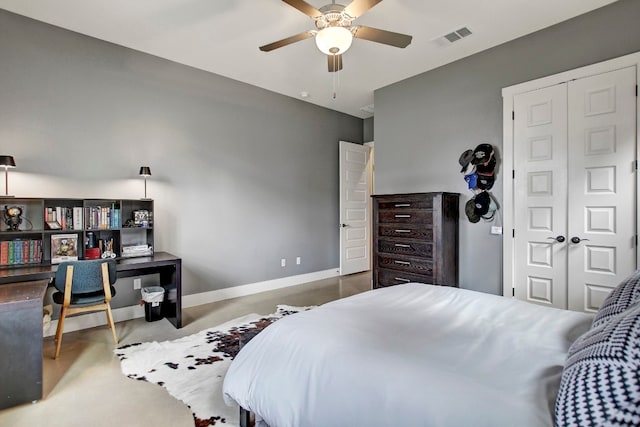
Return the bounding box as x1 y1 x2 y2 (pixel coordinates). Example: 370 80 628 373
281 258 286 267
491 226 503 235
296 257 301 265
134 278 142 290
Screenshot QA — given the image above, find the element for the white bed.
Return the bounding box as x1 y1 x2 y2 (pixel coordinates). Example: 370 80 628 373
223 283 594 427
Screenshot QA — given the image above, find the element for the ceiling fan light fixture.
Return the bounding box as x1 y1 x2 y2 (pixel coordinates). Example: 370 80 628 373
315 26 353 55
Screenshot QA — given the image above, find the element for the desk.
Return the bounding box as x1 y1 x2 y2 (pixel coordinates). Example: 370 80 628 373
0 252 182 328
0 280 48 409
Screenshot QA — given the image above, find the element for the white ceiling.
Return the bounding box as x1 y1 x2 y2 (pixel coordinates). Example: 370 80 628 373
0 0 619 118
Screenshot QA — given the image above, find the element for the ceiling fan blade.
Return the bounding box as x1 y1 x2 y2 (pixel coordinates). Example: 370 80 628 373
282 0 322 18
327 54 343 72
259 31 315 52
353 26 412 48
344 0 383 18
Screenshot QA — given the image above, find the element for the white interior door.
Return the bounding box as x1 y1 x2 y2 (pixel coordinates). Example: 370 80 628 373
513 84 569 309
339 141 372 275
512 66 637 312
566 66 637 311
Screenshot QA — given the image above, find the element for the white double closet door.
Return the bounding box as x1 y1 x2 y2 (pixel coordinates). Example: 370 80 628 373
513 65 637 312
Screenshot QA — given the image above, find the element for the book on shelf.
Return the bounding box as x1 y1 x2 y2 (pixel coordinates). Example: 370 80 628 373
0 239 42 266
45 206 83 230
73 207 83 230
51 234 78 264
83 205 120 230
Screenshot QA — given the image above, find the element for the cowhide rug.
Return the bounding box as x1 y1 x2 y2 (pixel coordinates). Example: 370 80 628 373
115 305 311 427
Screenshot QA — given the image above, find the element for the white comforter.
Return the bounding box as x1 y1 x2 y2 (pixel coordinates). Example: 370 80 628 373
223 283 592 427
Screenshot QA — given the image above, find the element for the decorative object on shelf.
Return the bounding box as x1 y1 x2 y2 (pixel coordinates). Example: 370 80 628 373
85 231 100 259
0 155 16 197
45 220 62 230
121 244 153 258
100 237 116 259
51 234 79 264
133 209 150 227
139 166 152 200
3 205 22 231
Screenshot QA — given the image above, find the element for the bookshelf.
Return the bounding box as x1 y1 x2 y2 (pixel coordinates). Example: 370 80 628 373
0 197 154 267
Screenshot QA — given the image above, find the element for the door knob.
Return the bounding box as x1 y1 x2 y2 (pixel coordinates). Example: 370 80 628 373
340 223 348 228
570 236 590 244
547 235 566 243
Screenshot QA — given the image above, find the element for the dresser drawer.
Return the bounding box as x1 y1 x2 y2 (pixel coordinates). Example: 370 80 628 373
376 198 434 210
377 255 433 276
378 225 433 240
378 209 432 224
378 239 433 258
376 268 434 287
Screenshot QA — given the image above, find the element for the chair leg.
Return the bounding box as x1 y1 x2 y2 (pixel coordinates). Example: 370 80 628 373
105 304 118 346
54 307 67 359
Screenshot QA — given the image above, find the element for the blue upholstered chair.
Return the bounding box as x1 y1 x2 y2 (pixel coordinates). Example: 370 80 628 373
52 259 118 359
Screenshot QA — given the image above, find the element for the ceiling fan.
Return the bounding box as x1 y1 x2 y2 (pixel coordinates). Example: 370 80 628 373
259 0 413 72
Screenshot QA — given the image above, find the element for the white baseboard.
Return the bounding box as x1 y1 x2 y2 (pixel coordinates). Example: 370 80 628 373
182 268 340 308
44 268 340 337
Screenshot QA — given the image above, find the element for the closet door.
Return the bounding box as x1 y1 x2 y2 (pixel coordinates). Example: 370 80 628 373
513 84 568 309
566 66 637 311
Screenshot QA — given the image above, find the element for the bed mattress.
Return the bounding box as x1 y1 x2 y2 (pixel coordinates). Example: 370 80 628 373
223 283 593 427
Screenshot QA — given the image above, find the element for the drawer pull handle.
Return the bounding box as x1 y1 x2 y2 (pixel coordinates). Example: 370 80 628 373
395 229 411 233
394 260 411 265
395 214 411 218
394 244 411 248
395 277 411 283
394 204 411 207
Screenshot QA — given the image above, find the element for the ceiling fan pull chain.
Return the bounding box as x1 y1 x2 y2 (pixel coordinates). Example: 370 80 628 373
332 56 337 99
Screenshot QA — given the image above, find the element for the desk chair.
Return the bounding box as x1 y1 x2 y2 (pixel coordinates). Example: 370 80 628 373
52 259 118 359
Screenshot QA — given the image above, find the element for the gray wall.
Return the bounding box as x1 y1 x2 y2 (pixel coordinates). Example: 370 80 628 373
0 10 363 311
363 117 374 142
374 0 640 295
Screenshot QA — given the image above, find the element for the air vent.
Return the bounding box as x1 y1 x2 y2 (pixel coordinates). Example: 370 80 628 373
432 27 473 47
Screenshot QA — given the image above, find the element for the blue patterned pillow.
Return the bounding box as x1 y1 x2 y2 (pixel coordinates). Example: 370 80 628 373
555 302 640 426
592 270 640 328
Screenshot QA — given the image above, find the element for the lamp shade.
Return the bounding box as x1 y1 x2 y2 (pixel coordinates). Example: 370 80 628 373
0 155 16 168
139 166 151 177
315 27 353 55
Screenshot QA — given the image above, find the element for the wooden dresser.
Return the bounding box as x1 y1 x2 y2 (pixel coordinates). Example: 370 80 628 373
372 192 459 289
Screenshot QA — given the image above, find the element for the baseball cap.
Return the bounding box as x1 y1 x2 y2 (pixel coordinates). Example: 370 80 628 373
458 149 474 173
482 197 498 220
464 172 478 190
473 191 491 216
465 199 480 223
472 143 494 165
476 172 495 190
475 155 496 174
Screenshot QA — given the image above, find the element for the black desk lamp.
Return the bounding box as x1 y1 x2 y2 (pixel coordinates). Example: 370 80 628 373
139 166 151 200
0 155 16 197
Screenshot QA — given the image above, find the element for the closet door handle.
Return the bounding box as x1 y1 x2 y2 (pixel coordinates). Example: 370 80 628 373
570 236 590 244
547 235 566 243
